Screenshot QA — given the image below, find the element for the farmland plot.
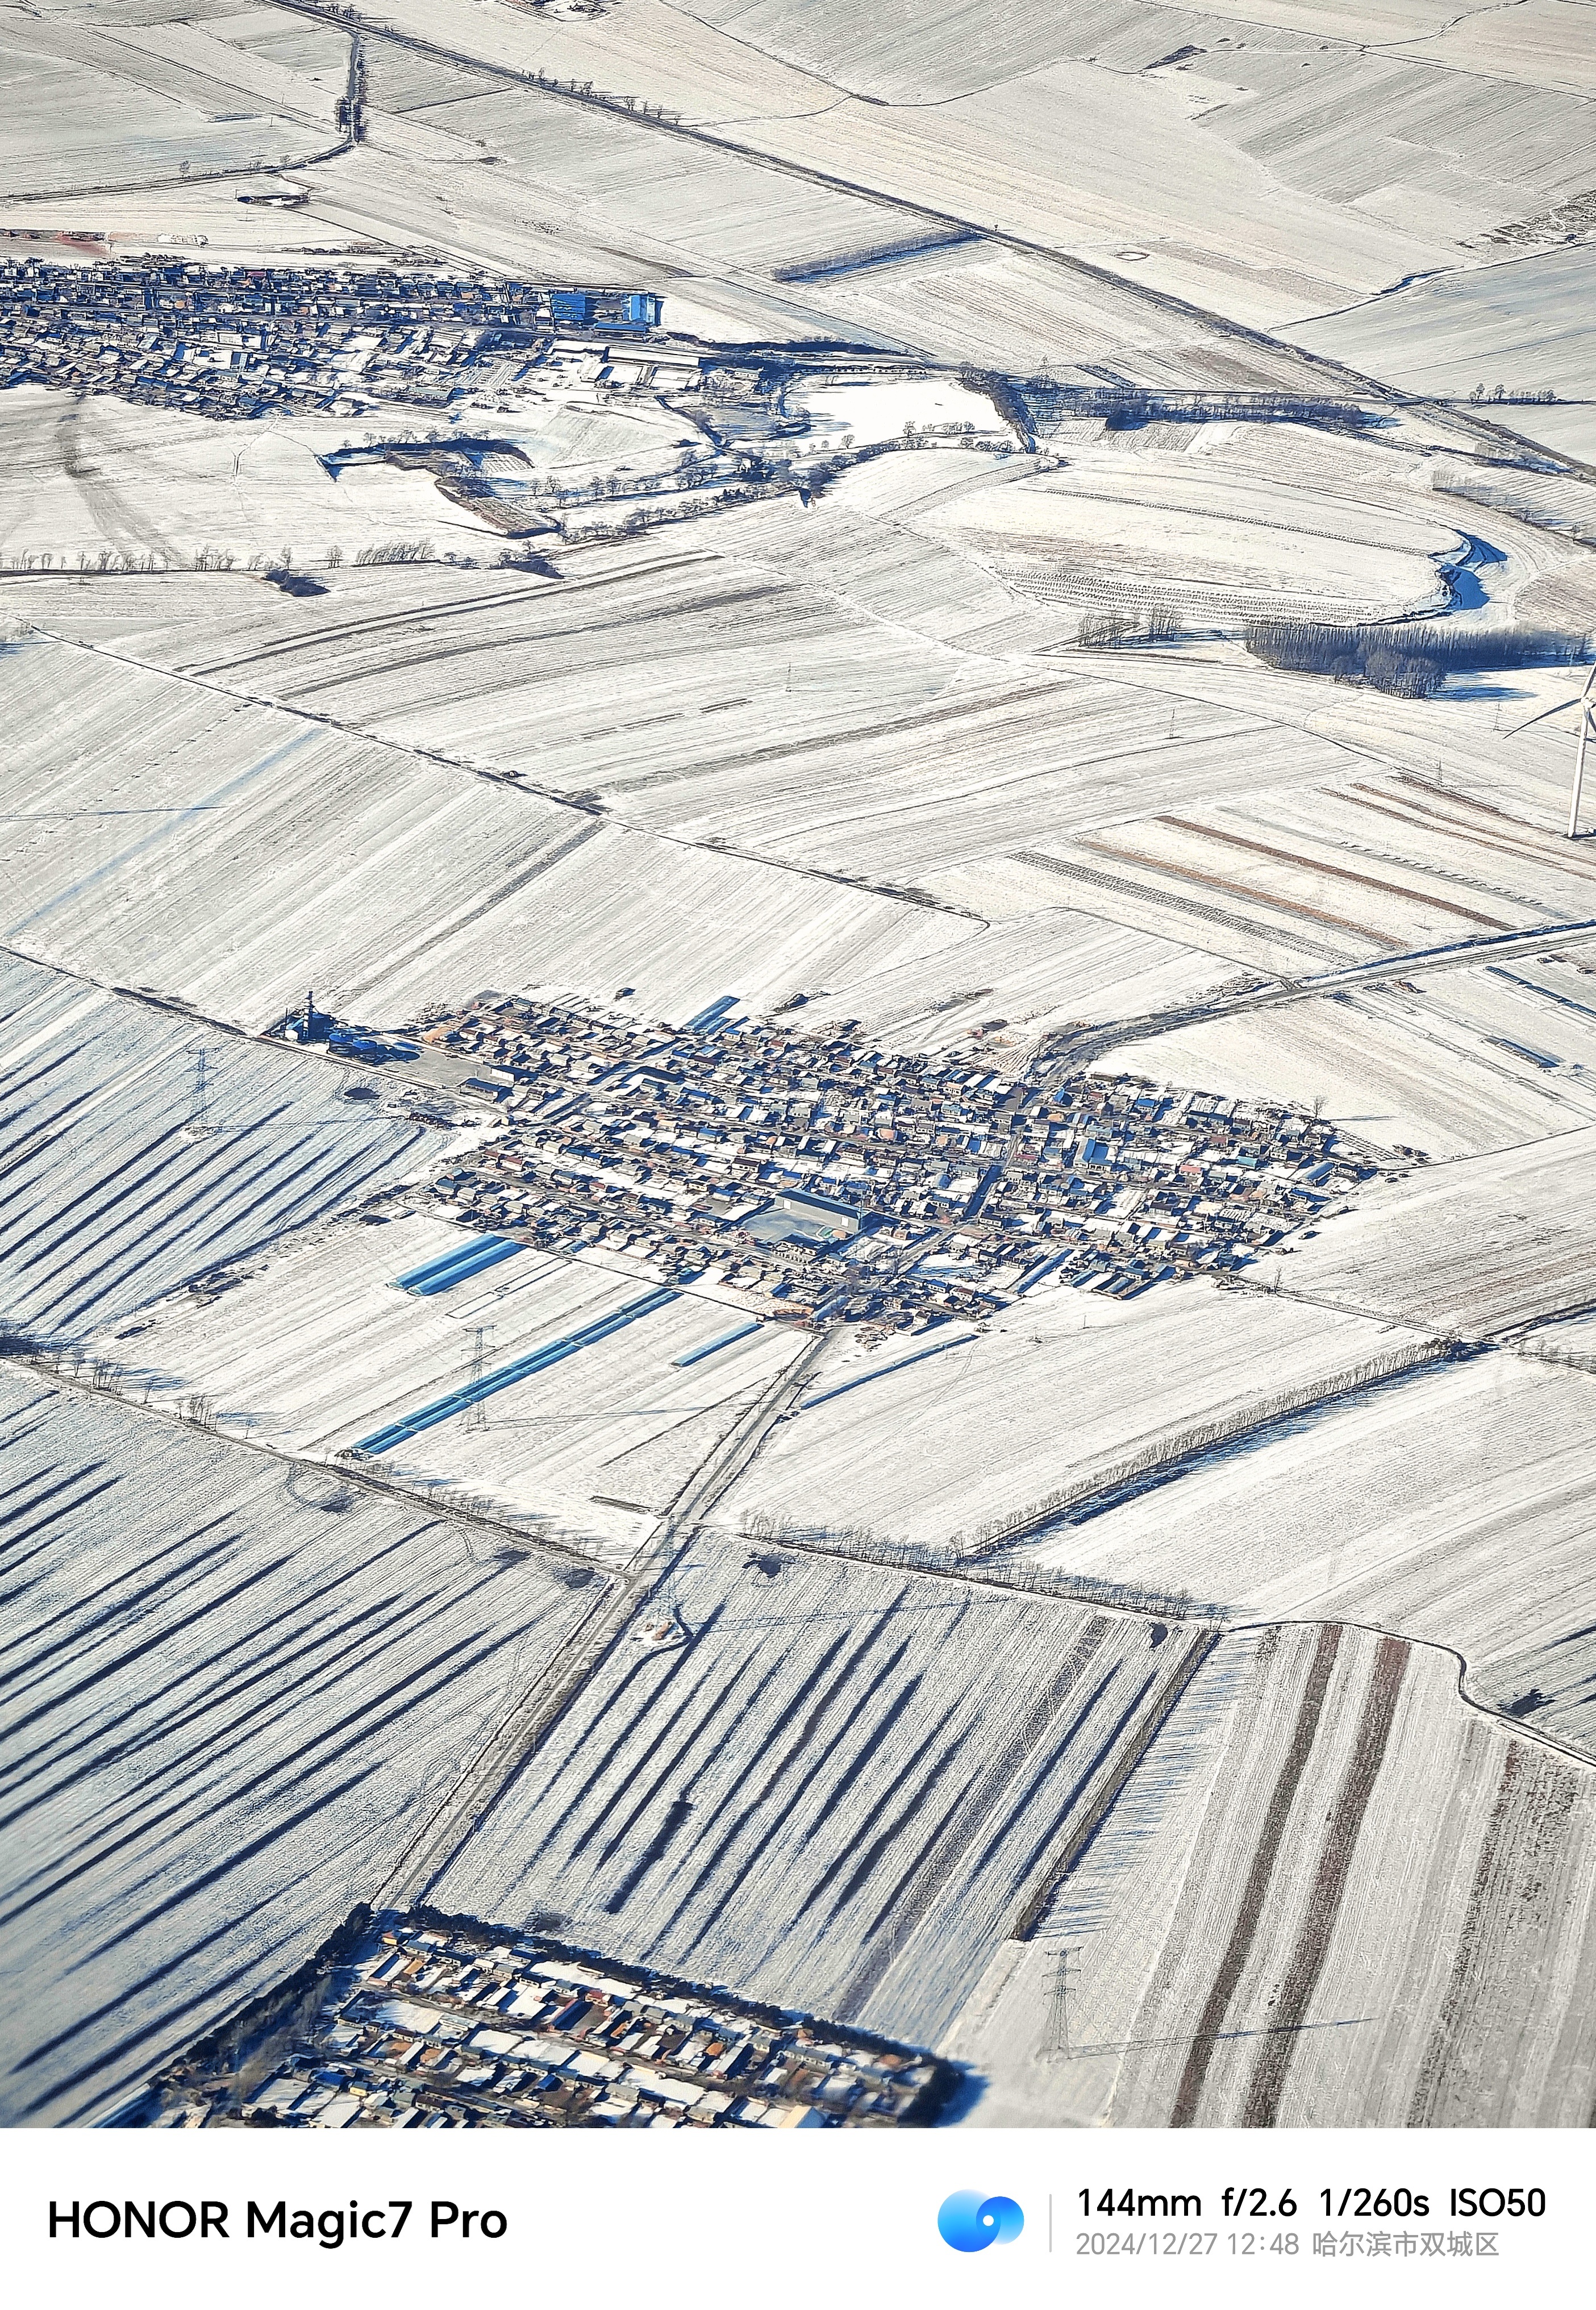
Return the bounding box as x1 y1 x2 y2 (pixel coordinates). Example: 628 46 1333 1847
610 681 1330 893
1101 981 1596 1158
1176 421 1591 618
0 1372 597 2126
24 495 1372 901
1190 772 1596 939
1518 562 1596 643
365 0 1443 321
666 0 1093 105
677 0 1507 107
553 497 1364 878
786 242 1334 388
128 533 999 794
391 81 915 286
0 951 434 1342
712 1285 1414 1560
916 451 1468 625
360 35 510 116
1012 1352 1596 1753
0 386 522 570
0 634 966 1030
972 631 1596 901
949 1621 1596 2126
0 5 346 201
1074 790 1594 960
1432 462 1596 554
101 1216 809 1551
935 844 1366 979
1109 1627 1596 2125
634 16 1580 313
1377 0 1596 94
431 1542 1213 2047
368 0 832 134
791 907 1229 1052
1289 245 1596 465
1281 1122 1596 1333
206 9 353 97
1145 646 1596 826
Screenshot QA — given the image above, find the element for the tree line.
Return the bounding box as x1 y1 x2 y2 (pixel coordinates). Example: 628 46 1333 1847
1244 615 1590 697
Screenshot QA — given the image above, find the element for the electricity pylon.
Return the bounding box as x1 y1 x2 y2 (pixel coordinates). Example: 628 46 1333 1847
464 1324 492 1432
183 1048 214 1141
1041 1944 1080 2061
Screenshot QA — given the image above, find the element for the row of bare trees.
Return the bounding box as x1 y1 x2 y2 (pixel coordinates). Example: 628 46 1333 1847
0 539 436 574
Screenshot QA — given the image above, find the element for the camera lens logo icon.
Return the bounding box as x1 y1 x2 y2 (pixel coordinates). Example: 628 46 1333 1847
937 2191 1025 2253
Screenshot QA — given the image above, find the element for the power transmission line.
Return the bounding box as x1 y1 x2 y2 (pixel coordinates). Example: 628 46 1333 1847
464 1323 493 1432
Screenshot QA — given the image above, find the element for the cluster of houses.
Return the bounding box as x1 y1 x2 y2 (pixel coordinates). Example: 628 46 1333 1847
410 992 1368 1327
0 256 658 421
142 1912 949 2130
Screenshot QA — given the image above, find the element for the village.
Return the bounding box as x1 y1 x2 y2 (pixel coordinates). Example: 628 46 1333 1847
0 253 659 423
140 1911 951 2131
367 991 1372 1329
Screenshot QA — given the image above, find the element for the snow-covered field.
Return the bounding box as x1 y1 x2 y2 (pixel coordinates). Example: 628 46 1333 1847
4 0 1594 2136
0 951 437 1340
920 455 1469 624
952 1619 1596 2125
1012 1351 1596 1754
1282 1122 1596 1331
0 1371 599 2126
431 1539 1213 2048
97 1213 809 1555
0 5 346 201
1103 965 1596 1158
712 1283 1414 1559
0 386 505 568
1290 245 1596 464
0 625 967 1031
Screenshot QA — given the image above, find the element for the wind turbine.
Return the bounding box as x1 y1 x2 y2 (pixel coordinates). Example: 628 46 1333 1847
1569 661 1596 839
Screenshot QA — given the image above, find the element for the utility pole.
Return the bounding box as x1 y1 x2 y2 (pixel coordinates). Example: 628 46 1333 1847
1570 663 1596 839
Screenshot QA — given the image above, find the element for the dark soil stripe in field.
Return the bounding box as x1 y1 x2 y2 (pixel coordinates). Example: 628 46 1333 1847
1156 817 1512 929
1240 1634 1410 2127
1087 836 1406 947
1406 1738 1581 2126
1172 1623 1343 2128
